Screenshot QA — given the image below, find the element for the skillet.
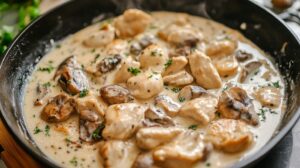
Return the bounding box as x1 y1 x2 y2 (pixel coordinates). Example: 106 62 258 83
0 0 299 167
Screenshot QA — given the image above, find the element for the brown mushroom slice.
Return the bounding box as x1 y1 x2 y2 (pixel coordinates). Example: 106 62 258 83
218 87 259 126
54 56 89 95
34 83 51 106
97 54 122 73
272 0 293 9
114 9 152 38
188 50 222 89
144 106 175 127
212 54 239 77
100 84 133 105
238 61 262 83
162 56 188 76
205 119 253 153
205 40 237 57
133 152 159 168
255 86 281 107
179 94 218 125
41 94 76 122
130 35 155 55
153 131 211 168
136 127 183 150
178 85 207 101
163 70 194 86
102 103 146 140
100 140 140 168
235 50 253 62
82 24 115 48
114 57 140 83
155 95 181 117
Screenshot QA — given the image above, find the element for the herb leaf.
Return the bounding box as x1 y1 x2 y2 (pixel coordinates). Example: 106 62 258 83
92 123 105 140
272 81 280 88
178 97 185 102
70 157 78 167
79 89 89 98
38 65 54 73
34 126 42 134
188 125 198 130
127 67 141 76
164 59 172 69
171 87 181 93
44 125 50 136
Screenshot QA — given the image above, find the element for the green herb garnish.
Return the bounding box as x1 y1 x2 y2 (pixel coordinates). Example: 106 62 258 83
272 81 281 88
164 59 172 69
33 126 42 134
38 65 54 73
42 82 51 88
188 125 198 130
171 87 181 93
257 108 266 121
44 125 50 136
70 157 78 167
178 97 185 102
79 89 89 98
92 123 105 140
127 67 141 76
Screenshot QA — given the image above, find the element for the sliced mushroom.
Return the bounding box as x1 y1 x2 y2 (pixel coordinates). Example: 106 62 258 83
127 71 164 99
100 84 133 105
162 56 188 76
235 50 253 62
169 46 192 57
179 94 218 125
82 24 115 48
133 152 159 168
205 40 237 57
41 94 76 122
97 54 122 73
139 44 168 72
34 83 51 106
114 9 152 38
136 127 182 150
188 50 222 89
218 87 259 126
54 56 89 95
212 54 239 77
114 57 140 83
163 70 194 86
238 61 262 83
130 35 155 55
102 103 146 140
255 86 281 107
144 106 175 127
155 95 181 117
272 0 293 9
100 140 140 168
205 119 253 153
178 85 207 101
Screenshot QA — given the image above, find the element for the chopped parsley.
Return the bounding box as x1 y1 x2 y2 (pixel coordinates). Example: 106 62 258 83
257 108 267 121
65 137 72 143
171 87 181 93
178 97 185 102
44 125 50 136
42 82 51 88
188 125 198 130
38 65 54 73
79 89 89 98
91 54 100 64
206 162 211 167
70 157 78 167
272 81 281 88
92 123 105 140
127 67 141 76
164 59 172 69
33 126 42 134
222 86 229 92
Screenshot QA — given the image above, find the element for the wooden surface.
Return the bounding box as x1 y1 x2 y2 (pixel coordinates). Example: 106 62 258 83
0 120 40 168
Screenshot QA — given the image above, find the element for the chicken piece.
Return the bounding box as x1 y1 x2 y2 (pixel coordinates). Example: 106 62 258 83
169 46 192 57
218 87 259 126
155 95 181 117
114 57 140 83
133 152 159 168
153 131 210 168
105 39 128 55
136 127 183 150
238 61 262 83
103 103 146 139
100 85 133 105
114 9 152 38
205 40 237 57
97 54 122 73
179 94 218 125
139 44 168 72
41 94 76 122
82 24 115 48
212 54 239 77
235 50 253 62
34 83 51 106
255 86 281 107
144 106 175 127
178 85 207 101
272 0 293 9
163 56 188 76
188 50 222 89
127 71 164 99
54 56 89 95
100 140 140 168
163 70 194 86
130 35 155 55
205 119 253 153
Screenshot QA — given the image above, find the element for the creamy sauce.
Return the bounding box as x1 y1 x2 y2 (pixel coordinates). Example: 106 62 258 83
23 11 285 168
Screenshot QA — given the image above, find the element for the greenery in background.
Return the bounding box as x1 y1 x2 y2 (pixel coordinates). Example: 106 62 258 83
0 0 41 54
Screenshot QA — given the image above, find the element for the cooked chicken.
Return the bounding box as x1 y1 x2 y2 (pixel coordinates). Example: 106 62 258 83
155 95 181 117
127 71 164 99
82 24 115 48
235 50 253 62
178 85 207 101
41 94 76 122
205 40 237 57
114 9 152 38
212 54 239 77
218 87 259 126
136 127 182 150
205 119 253 153
103 103 146 139
100 140 140 168
133 152 159 168
130 35 155 55
238 61 262 83
255 86 281 107
100 85 133 105
34 83 51 106
179 94 218 125
97 54 122 73
105 39 128 56
139 44 168 72
144 106 175 127
163 70 194 86
153 131 210 168
162 56 188 76
188 50 222 89
114 57 140 83
54 56 89 95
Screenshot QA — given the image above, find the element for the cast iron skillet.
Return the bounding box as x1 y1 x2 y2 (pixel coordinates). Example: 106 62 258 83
0 0 299 167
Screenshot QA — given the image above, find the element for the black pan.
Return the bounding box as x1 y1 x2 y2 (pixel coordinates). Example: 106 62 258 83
0 0 299 167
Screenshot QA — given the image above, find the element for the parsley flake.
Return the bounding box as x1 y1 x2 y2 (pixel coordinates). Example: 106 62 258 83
272 81 280 88
70 157 78 167
79 89 89 98
33 126 42 134
92 123 105 140
127 67 141 76
44 125 50 136
178 97 185 102
188 125 198 130
171 87 181 93
38 65 54 73
164 59 172 69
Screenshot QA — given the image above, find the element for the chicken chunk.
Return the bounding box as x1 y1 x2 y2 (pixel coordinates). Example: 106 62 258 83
212 54 239 77
205 119 253 153
155 95 181 117
105 39 128 55
133 152 159 168
114 57 140 83
179 94 218 125
130 35 155 55
144 106 175 127
114 9 152 38
163 70 194 86
205 40 237 57
100 140 140 168
82 24 115 48
100 85 133 105
139 44 168 72
97 54 122 74
127 71 164 99
41 94 76 122
54 56 89 95
163 56 188 76
218 87 259 126
188 50 222 89
178 85 207 101
136 127 182 150
255 86 281 107
103 103 146 139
